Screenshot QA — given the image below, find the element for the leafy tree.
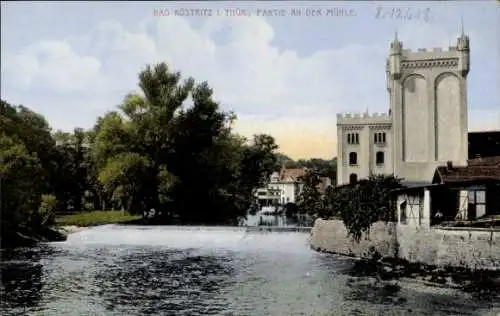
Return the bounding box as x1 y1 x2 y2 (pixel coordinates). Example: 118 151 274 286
0 135 45 228
324 174 403 242
296 169 324 216
52 128 90 212
1 60 284 240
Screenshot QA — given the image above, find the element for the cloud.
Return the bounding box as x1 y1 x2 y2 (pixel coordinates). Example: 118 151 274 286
2 41 101 91
1 12 498 159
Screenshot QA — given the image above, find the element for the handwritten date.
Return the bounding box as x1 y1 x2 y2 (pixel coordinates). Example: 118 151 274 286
375 7 431 22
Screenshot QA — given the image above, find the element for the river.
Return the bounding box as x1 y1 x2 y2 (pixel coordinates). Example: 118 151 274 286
1 225 499 315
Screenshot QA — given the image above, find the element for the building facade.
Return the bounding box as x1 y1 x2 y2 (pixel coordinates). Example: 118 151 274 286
337 32 470 185
255 168 307 207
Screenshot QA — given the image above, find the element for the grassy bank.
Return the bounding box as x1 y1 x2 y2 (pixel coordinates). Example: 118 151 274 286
55 210 141 227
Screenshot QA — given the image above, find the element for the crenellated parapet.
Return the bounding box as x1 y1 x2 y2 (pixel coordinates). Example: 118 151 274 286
388 32 470 78
337 112 391 125
401 46 461 61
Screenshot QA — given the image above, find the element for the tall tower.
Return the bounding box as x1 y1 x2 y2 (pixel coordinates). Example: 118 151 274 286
387 31 470 182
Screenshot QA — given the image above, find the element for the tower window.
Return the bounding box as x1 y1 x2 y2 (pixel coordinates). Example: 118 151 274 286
349 152 358 165
349 173 358 184
374 132 386 144
347 133 359 145
376 151 385 165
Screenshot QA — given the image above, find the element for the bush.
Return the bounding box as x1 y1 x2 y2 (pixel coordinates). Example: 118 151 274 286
325 174 403 243
35 194 57 227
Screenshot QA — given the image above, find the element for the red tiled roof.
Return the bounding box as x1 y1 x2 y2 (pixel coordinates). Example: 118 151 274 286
279 168 307 182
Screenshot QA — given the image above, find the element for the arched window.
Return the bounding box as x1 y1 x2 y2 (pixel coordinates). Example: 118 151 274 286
349 152 357 165
376 151 385 165
349 173 358 184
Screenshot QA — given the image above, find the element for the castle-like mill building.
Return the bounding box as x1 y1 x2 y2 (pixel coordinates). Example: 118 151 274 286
337 31 470 185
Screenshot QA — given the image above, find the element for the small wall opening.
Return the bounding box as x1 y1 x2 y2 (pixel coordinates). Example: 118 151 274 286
376 151 385 165
349 152 358 165
349 173 358 184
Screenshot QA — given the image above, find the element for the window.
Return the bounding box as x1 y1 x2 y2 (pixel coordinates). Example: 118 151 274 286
468 189 486 219
347 133 359 145
400 201 407 224
376 151 384 165
349 152 358 165
374 132 386 144
349 173 358 184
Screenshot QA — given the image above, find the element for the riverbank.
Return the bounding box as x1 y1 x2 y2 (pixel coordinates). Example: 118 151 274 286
55 210 141 227
0 225 67 249
310 219 500 297
1 211 141 249
347 257 500 299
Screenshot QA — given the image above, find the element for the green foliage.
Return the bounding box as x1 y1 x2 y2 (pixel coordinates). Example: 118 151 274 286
55 210 141 227
0 135 45 227
296 169 324 216
1 61 282 237
324 174 403 243
36 195 57 226
275 155 337 183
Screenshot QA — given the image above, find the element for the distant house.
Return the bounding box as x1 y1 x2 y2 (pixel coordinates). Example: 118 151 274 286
392 157 500 228
254 168 307 207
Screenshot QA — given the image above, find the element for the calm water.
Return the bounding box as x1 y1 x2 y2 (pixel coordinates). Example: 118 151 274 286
1 225 499 316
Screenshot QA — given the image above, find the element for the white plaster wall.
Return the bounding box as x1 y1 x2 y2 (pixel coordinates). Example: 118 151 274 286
396 194 423 228
283 183 296 203
370 130 393 176
436 74 461 162
403 75 429 162
338 124 393 185
457 190 468 220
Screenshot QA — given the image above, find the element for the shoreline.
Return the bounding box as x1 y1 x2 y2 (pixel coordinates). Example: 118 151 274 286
315 245 500 296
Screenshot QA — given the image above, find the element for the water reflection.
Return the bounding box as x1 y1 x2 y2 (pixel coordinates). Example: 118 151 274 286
93 249 234 315
1 248 44 311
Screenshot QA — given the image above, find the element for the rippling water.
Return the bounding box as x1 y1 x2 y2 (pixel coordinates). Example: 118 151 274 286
1 225 499 316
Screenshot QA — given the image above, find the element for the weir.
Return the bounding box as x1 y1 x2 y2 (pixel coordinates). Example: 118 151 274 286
63 225 312 253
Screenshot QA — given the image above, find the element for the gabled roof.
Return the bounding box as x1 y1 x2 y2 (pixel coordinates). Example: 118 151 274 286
434 165 500 184
468 156 500 167
279 168 307 182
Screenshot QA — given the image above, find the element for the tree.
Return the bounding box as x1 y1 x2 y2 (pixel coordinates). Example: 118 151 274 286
324 174 403 242
91 63 194 215
1 61 284 232
52 128 90 212
0 135 45 228
296 169 323 216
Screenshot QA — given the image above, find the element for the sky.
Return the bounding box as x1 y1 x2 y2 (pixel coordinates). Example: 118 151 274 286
1 1 499 160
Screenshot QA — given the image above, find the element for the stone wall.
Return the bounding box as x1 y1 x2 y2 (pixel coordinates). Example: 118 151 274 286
309 219 397 259
311 219 500 270
397 226 500 270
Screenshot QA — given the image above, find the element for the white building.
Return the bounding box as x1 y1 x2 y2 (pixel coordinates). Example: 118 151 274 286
255 168 307 207
337 31 470 186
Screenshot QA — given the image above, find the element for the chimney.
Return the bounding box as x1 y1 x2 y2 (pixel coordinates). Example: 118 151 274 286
446 161 453 170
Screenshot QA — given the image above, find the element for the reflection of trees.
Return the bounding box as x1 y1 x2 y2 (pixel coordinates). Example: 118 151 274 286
92 250 234 315
0 250 43 311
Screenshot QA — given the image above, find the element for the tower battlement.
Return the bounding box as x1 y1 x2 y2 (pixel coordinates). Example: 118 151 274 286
401 46 459 54
401 46 461 60
337 112 391 125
